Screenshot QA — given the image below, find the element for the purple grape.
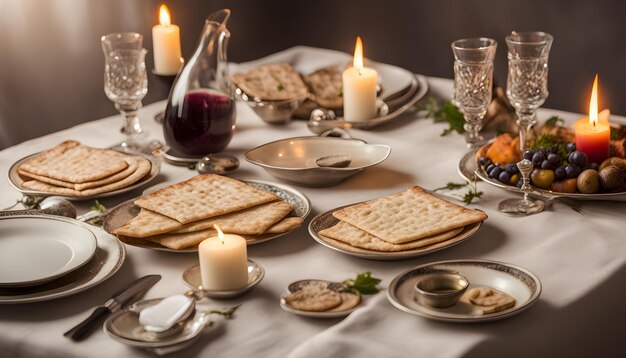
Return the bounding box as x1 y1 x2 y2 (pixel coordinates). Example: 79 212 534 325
568 151 587 166
499 171 511 184
565 164 577 178
532 152 544 166
539 146 547 156
523 150 535 160
566 142 576 153
541 160 553 170
517 178 523 188
479 157 492 167
505 163 519 174
489 167 503 179
555 166 566 181
486 164 496 174
547 153 560 166
589 162 600 171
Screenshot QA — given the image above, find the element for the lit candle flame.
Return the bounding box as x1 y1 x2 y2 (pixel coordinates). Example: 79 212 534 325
159 4 171 26
353 36 364 71
589 74 599 127
213 224 224 244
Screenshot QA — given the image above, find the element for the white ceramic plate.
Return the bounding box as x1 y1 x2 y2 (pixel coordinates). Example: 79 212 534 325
308 204 484 261
0 216 97 287
387 259 542 323
102 180 311 253
0 218 125 304
8 151 161 201
245 136 391 186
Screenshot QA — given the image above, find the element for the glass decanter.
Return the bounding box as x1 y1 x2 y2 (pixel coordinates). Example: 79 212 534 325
163 9 236 157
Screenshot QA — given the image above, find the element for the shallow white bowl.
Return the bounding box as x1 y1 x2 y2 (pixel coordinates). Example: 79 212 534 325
244 136 391 186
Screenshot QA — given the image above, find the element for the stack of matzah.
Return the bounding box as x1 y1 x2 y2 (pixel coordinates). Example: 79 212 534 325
113 174 303 250
319 187 487 253
232 63 308 101
18 140 151 196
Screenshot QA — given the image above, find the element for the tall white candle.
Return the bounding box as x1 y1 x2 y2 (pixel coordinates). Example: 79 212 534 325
198 225 248 291
342 36 378 121
152 4 183 75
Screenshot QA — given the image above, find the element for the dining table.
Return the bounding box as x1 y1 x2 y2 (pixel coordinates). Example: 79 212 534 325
0 75 624 358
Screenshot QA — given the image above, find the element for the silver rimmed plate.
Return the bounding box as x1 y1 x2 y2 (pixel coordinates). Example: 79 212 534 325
8 151 161 201
387 259 542 323
0 220 125 304
308 204 484 261
279 279 362 318
102 180 311 253
182 260 264 299
0 216 97 287
104 298 215 349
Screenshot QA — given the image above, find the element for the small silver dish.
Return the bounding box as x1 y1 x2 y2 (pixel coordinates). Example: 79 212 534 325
235 87 307 124
414 273 469 308
280 279 362 319
244 136 391 187
182 260 264 299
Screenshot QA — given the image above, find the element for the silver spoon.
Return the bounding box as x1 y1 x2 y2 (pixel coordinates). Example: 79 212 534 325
196 154 240 175
0 196 77 219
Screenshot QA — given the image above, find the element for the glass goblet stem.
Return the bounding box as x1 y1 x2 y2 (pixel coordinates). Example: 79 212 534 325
515 111 537 153
115 102 144 139
462 111 485 148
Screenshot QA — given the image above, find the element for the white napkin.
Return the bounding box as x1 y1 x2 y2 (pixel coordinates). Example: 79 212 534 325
139 294 194 332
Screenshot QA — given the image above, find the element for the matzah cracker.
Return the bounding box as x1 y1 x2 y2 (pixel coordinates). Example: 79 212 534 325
19 155 140 191
332 186 487 244
134 174 279 224
263 216 303 234
319 221 463 252
232 63 308 101
146 228 217 250
22 157 151 196
304 66 343 109
171 201 293 235
321 234 467 255
114 209 183 238
18 140 129 183
284 283 342 312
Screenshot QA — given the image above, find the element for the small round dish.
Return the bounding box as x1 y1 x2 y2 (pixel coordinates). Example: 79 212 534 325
387 259 541 323
414 273 469 308
182 260 264 299
236 87 307 125
104 298 213 349
0 216 97 287
279 279 362 318
245 136 391 187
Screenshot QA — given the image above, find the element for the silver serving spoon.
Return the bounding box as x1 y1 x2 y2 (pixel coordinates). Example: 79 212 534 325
196 154 240 175
315 155 352 168
0 196 77 219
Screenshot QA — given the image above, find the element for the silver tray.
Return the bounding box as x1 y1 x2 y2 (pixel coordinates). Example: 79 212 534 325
8 151 161 201
461 142 626 202
0 219 125 304
308 203 484 261
102 180 311 253
307 74 428 134
387 259 541 323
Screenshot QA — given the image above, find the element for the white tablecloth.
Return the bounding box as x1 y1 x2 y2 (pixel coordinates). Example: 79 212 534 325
1 75 625 358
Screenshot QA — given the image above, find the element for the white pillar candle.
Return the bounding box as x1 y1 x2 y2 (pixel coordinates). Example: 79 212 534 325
152 4 183 76
342 36 378 121
198 225 248 291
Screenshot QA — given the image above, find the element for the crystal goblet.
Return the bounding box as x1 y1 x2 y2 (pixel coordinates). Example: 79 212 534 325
451 38 497 149
101 32 149 149
498 159 545 216
505 31 553 152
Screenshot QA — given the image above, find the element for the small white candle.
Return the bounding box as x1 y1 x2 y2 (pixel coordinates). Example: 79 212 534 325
198 225 248 291
342 36 378 121
152 4 183 75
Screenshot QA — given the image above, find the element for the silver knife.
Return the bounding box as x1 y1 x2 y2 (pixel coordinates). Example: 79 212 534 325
64 274 161 341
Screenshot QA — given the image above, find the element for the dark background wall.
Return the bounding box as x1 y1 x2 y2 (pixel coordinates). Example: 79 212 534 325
1 0 624 148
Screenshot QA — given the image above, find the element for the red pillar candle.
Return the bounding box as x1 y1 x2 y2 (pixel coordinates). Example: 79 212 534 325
574 75 610 164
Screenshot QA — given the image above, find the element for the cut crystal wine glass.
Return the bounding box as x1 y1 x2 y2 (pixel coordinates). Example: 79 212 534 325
451 38 497 149
498 159 545 216
505 31 553 152
101 32 149 149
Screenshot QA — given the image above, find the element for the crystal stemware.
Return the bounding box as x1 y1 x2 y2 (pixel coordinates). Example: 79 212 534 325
498 159 545 216
451 38 497 149
505 31 553 152
101 32 149 149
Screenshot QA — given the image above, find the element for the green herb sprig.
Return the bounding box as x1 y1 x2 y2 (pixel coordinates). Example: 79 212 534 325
433 180 483 205
417 97 465 136
545 116 565 126
342 272 381 295
209 304 241 319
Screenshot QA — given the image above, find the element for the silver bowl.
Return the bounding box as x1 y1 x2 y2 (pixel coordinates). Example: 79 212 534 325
414 272 469 308
244 136 391 187
235 87 307 125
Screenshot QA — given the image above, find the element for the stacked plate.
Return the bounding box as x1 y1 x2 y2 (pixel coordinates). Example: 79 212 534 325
0 215 125 304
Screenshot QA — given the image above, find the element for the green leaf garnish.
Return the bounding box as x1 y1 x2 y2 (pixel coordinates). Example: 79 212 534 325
209 304 241 319
92 200 106 213
611 127 619 140
417 97 465 136
433 182 468 192
342 272 381 295
545 116 565 126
